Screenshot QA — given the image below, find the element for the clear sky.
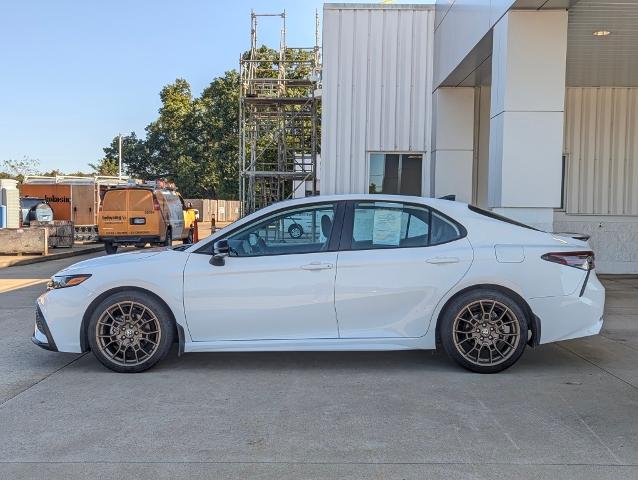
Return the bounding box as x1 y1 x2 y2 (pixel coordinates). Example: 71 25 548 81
0 0 331 173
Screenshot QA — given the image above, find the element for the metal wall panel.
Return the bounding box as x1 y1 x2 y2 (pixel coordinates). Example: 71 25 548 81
564 87 638 215
321 4 434 195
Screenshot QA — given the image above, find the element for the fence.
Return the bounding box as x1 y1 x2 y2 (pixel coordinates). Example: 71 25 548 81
184 200 241 224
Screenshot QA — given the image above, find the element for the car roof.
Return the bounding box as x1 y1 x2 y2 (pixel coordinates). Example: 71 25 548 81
256 194 469 216
105 186 154 191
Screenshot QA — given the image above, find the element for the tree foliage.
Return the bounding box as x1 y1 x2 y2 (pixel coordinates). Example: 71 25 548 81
93 45 316 199
110 74 240 199
92 132 146 177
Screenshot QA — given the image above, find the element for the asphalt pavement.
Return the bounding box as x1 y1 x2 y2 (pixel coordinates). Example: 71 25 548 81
1 254 637 479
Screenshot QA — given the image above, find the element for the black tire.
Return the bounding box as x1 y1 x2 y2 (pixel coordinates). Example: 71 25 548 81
439 289 527 374
104 242 118 255
164 228 172 247
288 223 304 239
185 229 194 244
134 243 147 249
87 291 175 373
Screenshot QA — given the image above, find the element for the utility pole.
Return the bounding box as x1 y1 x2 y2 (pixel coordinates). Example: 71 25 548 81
118 134 123 179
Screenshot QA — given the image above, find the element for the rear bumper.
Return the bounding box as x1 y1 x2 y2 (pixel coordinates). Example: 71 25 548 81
529 271 605 344
99 236 161 245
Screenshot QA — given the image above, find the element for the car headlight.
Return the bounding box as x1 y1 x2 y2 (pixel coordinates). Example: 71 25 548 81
47 274 92 290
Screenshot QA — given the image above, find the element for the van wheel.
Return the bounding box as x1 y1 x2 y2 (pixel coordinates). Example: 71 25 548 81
439 289 527 373
164 229 172 247
185 229 194 244
104 242 118 255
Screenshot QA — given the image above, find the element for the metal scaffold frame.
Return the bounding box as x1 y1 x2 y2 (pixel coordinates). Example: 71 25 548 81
239 10 321 215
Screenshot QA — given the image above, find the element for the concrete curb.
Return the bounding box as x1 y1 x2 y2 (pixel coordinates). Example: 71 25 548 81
0 245 104 268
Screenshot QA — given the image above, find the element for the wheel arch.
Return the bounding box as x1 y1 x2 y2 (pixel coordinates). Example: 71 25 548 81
79 286 183 353
434 283 541 349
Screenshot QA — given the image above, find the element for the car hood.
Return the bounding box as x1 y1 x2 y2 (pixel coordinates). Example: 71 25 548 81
57 247 172 275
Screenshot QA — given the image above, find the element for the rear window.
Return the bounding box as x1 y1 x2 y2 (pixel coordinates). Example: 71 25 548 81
129 190 153 211
468 205 538 231
102 190 127 211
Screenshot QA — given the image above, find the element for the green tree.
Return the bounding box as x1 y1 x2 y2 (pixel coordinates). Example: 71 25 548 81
142 79 199 194
98 46 318 200
92 132 146 177
194 70 240 199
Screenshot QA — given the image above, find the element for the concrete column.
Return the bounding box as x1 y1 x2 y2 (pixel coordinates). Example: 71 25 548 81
488 10 568 231
431 87 474 203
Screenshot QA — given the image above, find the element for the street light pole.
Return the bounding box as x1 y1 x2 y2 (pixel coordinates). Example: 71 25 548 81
118 133 123 180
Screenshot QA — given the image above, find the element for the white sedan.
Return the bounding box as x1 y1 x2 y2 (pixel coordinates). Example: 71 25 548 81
33 195 605 374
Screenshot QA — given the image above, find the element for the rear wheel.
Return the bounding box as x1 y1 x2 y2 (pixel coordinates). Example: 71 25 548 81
104 242 118 255
87 291 174 373
163 228 172 247
185 229 194 244
440 289 527 373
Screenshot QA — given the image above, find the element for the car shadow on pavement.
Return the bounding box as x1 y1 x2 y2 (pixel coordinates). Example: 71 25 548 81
70 342 573 376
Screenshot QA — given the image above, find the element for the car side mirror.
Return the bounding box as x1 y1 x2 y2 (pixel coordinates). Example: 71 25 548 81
210 240 230 266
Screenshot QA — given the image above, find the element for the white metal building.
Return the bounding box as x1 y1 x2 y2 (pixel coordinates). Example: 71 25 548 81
321 1 638 273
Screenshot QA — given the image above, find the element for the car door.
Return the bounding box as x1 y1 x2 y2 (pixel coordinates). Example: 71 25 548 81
183 201 344 341
334 200 473 338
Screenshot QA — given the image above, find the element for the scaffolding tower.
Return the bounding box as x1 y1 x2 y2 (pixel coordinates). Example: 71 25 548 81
239 10 321 215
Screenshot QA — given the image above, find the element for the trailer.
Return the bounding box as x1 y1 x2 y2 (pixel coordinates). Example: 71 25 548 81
20 176 130 241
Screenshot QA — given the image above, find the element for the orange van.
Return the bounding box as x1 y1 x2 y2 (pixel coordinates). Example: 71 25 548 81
98 187 196 254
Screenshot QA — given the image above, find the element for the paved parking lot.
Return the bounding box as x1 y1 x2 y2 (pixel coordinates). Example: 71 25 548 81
1 254 637 479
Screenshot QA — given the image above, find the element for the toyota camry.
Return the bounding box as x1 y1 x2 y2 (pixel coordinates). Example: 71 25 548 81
33 195 605 373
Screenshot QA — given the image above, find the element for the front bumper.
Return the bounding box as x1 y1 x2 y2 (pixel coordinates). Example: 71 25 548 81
32 305 58 352
34 286 91 353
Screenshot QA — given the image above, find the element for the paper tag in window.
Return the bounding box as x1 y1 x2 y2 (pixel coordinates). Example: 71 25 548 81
372 208 402 246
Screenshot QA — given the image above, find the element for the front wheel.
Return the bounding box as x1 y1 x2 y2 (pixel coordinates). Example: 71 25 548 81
163 229 172 247
439 289 527 373
87 291 174 373
185 229 194 244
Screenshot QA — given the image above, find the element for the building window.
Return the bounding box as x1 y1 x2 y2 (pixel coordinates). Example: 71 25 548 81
368 153 423 196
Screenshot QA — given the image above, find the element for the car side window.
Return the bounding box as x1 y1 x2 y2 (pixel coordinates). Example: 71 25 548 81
351 202 431 250
350 201 463 250
225 203 337 257
430 211 463 245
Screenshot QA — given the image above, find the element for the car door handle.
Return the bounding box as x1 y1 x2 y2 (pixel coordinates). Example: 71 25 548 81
426 257 460 264
301 262 334 271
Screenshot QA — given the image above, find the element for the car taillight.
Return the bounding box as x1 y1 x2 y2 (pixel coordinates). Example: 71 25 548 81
541 251 595 271
153 196 161 211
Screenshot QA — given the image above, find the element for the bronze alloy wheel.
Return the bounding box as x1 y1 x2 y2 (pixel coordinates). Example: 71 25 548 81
452 299 521 367
95 301 162 367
